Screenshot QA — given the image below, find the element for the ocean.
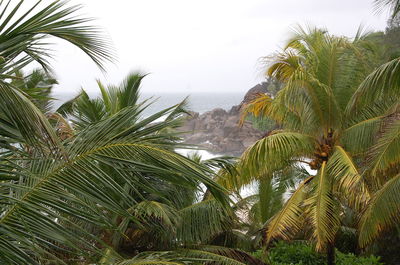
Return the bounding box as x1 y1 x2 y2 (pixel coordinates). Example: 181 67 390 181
139 92 244 116
52 92 244 116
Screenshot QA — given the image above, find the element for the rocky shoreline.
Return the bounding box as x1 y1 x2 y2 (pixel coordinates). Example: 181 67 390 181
178 83 269 156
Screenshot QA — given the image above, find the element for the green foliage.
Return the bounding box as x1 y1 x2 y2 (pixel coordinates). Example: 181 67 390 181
267 241 325 265
252 242 382 265
2 0 400 264
232 23 400 255
104 248 265 265
336 252 382 265
247 115 276 131
0 0 114 152
11 69 57 112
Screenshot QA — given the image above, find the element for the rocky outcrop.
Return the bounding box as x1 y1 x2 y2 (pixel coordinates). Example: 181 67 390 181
241 83 269 104
179 84 269 156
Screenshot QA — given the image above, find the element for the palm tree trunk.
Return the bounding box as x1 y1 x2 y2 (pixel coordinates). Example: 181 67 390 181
327 242 335 265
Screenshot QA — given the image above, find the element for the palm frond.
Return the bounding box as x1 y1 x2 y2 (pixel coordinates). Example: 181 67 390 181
265 175 313 243
0 105 229 262
11 68 57 113
116 72 146 111
132 200 180 232
0 0 114 72
239 93 273 126
327 146 369 210
348 58 400 112
374 0 400 18
367 119 400 176
341 116 383 154
308 162 340 251
178 199 233 244
238 131 317 179
164 96 191 122
0 0 114 152
0 80 62 152
359 173 400 247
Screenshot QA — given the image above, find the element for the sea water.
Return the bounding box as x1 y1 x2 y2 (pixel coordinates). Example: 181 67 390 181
139 92 243 116
52 91 244 115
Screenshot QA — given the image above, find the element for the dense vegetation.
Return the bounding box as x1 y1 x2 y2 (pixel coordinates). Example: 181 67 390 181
0 0 399 264
252 242 382 265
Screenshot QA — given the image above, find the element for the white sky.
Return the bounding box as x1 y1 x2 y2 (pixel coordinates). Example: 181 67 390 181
44 0 389 96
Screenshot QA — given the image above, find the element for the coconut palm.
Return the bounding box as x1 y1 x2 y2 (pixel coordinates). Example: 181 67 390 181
0 0 113 153
0 1 266 264
1 67 268 264
57 72 151 130
232 26 390 264
0 91 238 264
346 41 400 249
0 68 59 151
333 0 400 250
56 73 238 247
11 69 58 112
0 1 233 263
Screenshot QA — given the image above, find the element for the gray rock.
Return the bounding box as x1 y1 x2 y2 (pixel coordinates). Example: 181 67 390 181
177 83 271 156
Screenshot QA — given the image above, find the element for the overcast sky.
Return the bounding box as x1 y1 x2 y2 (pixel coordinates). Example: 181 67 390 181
47 0 389 96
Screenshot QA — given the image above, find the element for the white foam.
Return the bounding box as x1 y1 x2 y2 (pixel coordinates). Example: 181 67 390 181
176 148 217 160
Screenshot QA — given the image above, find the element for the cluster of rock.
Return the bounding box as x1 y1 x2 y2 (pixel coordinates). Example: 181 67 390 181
179 83 269 156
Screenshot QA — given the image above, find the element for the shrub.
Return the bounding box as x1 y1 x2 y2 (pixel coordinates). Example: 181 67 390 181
336 252 382 265
252 241 382 265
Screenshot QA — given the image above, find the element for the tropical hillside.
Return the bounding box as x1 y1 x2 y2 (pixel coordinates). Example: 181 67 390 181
0 0 399 264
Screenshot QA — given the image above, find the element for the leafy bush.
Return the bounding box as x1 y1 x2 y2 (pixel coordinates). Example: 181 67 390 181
336 252 382 265
252 241 383 265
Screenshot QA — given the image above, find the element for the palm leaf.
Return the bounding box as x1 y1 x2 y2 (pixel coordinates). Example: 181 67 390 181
0 106 229 263
374 0 400 17
341 116 383 154
0 0 114 72
359 173 400 247
178 199 233 244
367 119 400 176
308 162 340 251
348 58 400 112
327 146 369 209
265 175 313 243
239 131 317 179
0 80 62 152
0 0 114 152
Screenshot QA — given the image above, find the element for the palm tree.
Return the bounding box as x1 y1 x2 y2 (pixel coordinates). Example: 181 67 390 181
0 0 113 153
11 69 58 112
233 26 388 264
52 72 272 264
347 35 400 249
219 162 308 250
57 72 150 129
340 0 400 251
0 1 227 263
374 0 400 18
0 2 268 264
0 67 268 264
0 99 234 263
0 81 237 262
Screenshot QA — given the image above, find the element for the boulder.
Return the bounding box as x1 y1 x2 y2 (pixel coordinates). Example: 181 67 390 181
178 84 269 156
